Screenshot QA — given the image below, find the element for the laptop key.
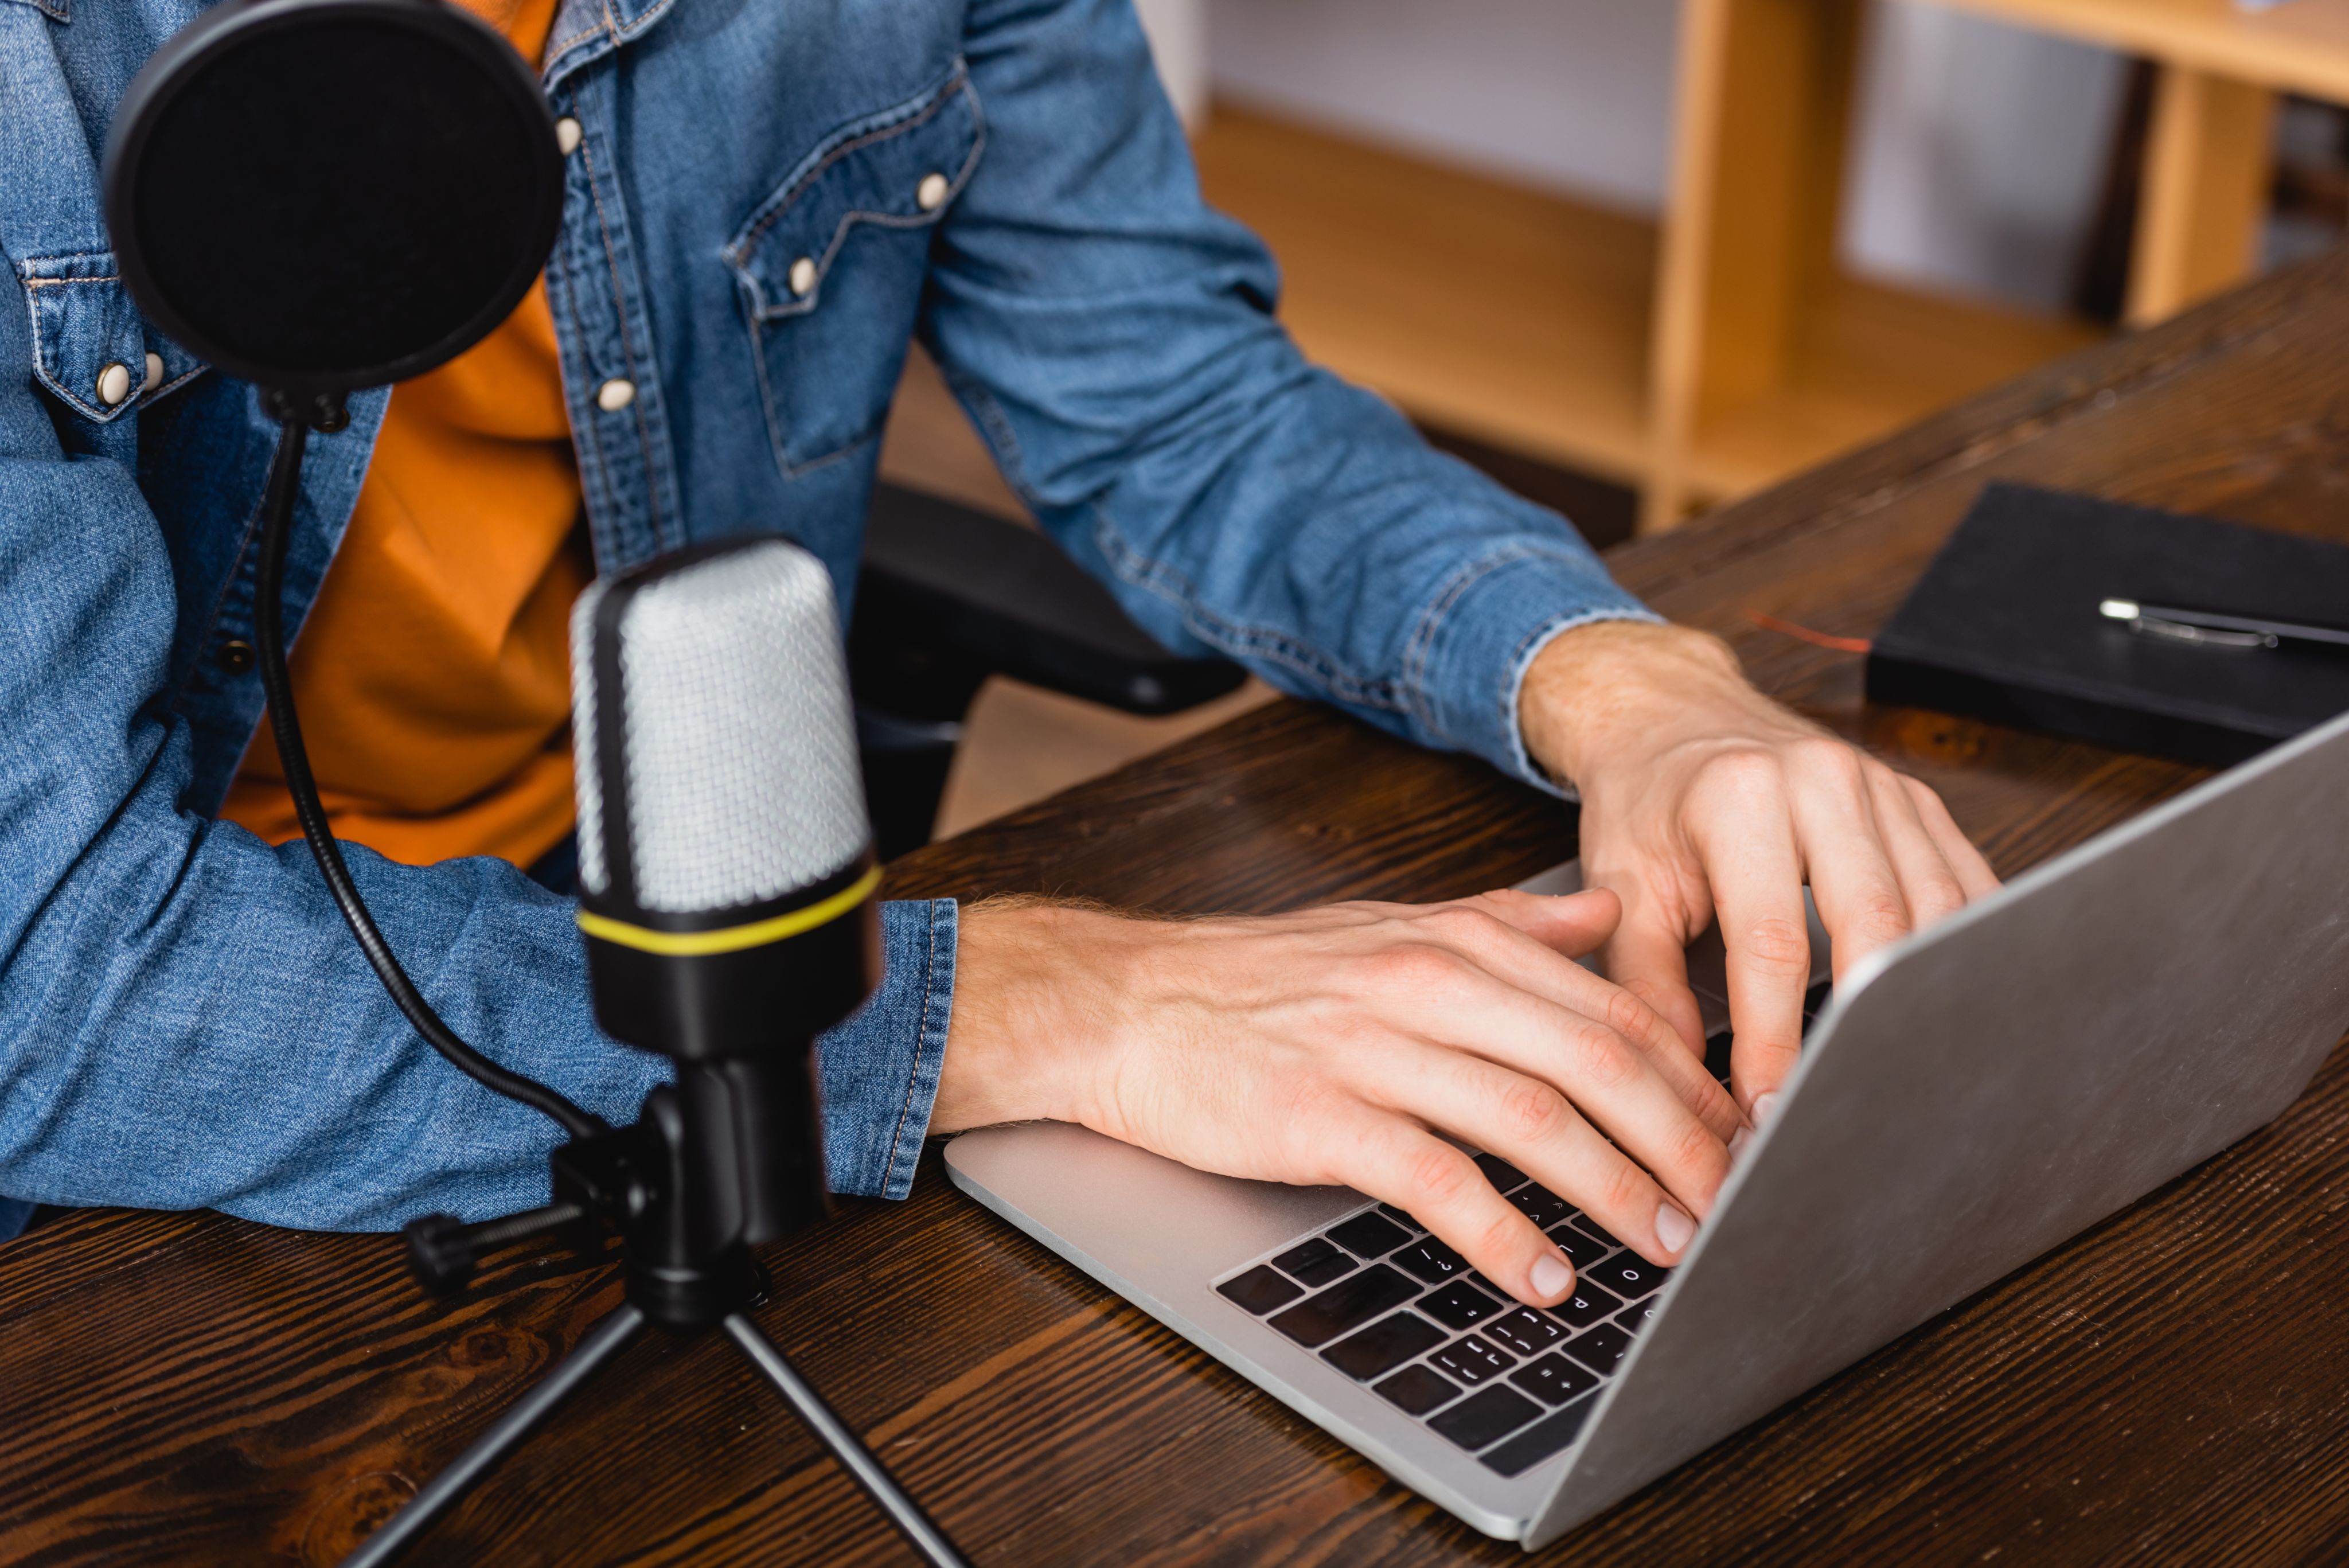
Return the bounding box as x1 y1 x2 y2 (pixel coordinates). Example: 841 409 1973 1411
1378 1203 1426 1233
1430 1333 1515 1386
1569 1216 1625 1251
1703 1028 1733 1083
1543 1224 1613 1270
1616 1298 1664 1336
1270 1237 1355 1288
1507 1352 1600 1407
1215 1265 1302 1316
1550 1281 1624 1330
1391 1238 1469 1286
1508 1184 1572 1229
1587 1253 1671 1302
1322 1312 1446 1381
1472 1152 1528 1194
1562 1323 1635 1374
1484 1306 1565 1358
1418 1280 1502 1331
1328 1212 1412 1259
1480 1395 1597 1476
1429 1386 1543 1452
1373 1363 1461 1416
1267 1265 1419 1348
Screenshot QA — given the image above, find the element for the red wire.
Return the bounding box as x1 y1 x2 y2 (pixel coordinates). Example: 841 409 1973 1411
1745 611 1873 655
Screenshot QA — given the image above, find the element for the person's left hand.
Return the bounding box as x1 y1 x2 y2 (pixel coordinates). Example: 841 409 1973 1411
1519 620 2000 1126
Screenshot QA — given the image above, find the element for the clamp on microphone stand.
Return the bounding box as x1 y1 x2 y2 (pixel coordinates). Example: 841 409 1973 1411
247 407 969 1568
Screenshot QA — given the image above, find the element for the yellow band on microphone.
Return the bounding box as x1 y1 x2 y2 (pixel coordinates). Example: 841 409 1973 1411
576 865 881 957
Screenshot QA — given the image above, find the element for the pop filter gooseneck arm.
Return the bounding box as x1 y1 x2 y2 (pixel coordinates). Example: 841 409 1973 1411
249 405 604 1139
104 0 602 1136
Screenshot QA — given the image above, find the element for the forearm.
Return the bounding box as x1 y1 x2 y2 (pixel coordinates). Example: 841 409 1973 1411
2 819 957 1225
0 819 663 1229
933 0 1657 785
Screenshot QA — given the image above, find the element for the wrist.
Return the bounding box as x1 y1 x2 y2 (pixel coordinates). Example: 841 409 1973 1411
1518 621 1746 787
932 896 1137 1134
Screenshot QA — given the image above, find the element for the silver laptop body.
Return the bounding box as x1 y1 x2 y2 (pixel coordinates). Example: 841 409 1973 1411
946 708 2349 1549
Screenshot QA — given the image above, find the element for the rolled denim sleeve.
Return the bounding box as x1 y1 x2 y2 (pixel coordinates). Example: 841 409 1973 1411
930 0 1660 793
818 898 956 1201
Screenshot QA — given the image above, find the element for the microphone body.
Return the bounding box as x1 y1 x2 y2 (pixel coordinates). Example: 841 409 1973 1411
568 537 879 1281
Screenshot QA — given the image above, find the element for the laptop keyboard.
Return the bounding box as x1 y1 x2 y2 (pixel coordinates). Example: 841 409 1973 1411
1211 980 1829 1479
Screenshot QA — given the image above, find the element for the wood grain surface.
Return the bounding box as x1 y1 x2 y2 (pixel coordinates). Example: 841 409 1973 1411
11 251 2349 1567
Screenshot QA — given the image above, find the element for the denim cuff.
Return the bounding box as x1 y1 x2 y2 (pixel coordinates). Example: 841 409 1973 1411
1408 545 1661 797
817 897 958 1199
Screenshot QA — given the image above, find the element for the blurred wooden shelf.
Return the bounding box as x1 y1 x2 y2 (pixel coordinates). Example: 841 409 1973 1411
1185 0 2349 532
1685 274 2105 500
1917 0 2349 330
1192 102 2104 518
1192 106 1657 487
1926 0 2349 102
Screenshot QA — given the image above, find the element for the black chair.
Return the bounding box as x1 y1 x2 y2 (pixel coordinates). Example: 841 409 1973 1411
849 484 1246 860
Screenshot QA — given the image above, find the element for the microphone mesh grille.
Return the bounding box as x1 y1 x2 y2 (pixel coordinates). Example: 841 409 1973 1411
570 575 612 896
571 540 869 912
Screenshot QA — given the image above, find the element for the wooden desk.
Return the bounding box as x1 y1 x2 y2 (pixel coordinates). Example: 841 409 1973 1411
11 255 2349 1567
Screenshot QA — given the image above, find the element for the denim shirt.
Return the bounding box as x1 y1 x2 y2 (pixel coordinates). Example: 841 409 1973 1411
0 0 1655 1238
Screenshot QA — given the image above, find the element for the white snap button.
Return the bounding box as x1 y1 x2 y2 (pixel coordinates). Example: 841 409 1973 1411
142 352 164 395
596 377 637 412
96 361 131 407
916 172 950 212
555 117 583 155
788 256 817 298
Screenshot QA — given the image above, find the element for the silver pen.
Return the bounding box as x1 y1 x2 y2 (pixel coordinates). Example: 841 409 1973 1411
2098 598 2349 652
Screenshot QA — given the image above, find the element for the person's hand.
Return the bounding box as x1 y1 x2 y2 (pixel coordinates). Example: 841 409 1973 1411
932 890 1744 1309
1519 621 1999 1124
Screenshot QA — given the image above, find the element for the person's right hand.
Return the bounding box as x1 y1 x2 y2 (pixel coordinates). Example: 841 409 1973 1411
931 888 1747 1310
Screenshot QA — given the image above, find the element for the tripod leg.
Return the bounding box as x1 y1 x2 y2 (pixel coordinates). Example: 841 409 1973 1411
342 1302 649 1567
722 1313 971 1568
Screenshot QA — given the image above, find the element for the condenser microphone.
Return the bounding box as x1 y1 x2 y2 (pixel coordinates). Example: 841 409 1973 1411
568 536 883 1253
363 519 966 1568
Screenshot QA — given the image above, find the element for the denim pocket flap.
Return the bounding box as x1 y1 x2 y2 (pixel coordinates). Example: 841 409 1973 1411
19 252 204 422
723 64 983 322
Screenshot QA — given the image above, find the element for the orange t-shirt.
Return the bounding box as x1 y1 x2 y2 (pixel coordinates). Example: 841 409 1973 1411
221 0 582 871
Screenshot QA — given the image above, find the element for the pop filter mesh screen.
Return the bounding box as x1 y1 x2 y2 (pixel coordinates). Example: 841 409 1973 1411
131 18 546 380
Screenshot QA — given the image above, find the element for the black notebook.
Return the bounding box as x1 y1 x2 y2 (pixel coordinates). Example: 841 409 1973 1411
1864 484 2349 767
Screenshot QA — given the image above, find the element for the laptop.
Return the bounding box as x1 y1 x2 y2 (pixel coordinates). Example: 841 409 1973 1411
945 708 2349 1549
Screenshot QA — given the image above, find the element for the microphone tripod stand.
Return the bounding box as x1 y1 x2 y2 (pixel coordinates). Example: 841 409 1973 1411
247 402 970 1568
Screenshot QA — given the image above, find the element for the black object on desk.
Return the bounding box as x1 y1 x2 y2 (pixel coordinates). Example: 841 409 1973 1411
1866 483 2349 766
850 484 1244 859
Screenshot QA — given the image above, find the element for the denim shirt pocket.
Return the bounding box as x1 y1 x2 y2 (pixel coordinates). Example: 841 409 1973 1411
18 252 205 424
722 63 983 475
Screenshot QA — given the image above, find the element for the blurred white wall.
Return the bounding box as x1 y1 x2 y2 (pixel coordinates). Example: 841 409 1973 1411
1200 0 2128 314
1134 0 1211 128
1843 5 2126 310
1205 0 1676 212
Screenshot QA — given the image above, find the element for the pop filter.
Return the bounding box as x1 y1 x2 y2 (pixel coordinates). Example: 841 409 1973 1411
103 0 563 401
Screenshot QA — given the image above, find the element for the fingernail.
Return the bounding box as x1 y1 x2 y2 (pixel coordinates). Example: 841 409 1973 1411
1728 1124 1753 1159
1656 1203 1695 1255
1529 1252 1574 1300
1753 1091 1782 1129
